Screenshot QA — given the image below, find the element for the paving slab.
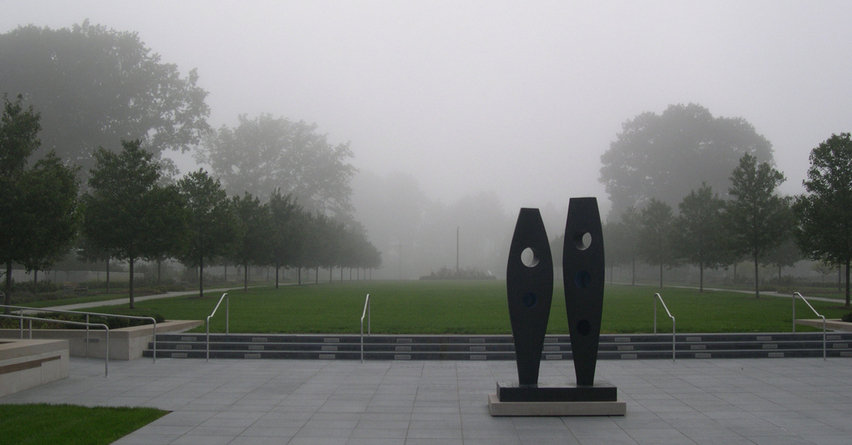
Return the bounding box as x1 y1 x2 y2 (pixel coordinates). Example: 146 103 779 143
1 356 852 444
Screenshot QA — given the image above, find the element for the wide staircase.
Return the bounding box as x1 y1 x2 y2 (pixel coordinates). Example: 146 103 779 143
144 332 852 360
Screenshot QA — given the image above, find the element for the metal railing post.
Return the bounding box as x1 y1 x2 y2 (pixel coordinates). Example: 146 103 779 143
792 292 796 333
152 320 157 363
205 292 229 362
653 293 676 362
86 313 90 357
361 293 371 363
793 292 826 360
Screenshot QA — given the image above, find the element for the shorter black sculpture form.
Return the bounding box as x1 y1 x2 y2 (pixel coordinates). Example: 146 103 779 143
489 198 626 417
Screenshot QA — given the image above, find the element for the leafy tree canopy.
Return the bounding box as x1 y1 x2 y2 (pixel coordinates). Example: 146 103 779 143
600 103 773 217
672 183 727 291
637 198 676 288
200 114 355 218
83 140 181 307
794 132 852 305
0 95 78 306
727 153 790 298
0 21 210 175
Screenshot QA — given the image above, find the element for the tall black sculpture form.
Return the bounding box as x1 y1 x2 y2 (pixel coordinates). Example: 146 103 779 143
505 208 553 387
563 197 604 387
489 198 625 416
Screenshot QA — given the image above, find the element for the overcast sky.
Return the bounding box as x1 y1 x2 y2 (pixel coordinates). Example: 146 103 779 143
2 0 851 218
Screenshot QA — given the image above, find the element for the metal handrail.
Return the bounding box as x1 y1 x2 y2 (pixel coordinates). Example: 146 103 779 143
0 313 109 377
360 293 370 363
206 292 229 362
793 292 826 360
653 293 676 362
0 304 157 363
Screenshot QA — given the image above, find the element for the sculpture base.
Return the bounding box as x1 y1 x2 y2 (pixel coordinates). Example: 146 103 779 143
489 382 626 417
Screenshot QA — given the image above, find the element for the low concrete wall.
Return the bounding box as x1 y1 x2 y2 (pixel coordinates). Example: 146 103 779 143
0 339 69 397
0 320 201 360
796 319 852 332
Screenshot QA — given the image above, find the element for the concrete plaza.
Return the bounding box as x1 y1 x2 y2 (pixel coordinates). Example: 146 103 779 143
1 356 851 444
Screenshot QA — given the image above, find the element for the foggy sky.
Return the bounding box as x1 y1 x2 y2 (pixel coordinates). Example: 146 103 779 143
3 0 851 220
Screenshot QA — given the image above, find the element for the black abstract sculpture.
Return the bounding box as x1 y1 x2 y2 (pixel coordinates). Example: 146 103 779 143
490 197 624 416
506 208 553 387
563 197 604 387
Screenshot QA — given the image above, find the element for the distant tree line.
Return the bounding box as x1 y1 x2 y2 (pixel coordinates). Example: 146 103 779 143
0 22 381 309
600 104 852 306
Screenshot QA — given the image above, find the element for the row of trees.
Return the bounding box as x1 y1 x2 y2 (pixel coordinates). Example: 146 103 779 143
1 96 380 308
604 153 790 297
603 134 852 306
0 22 377 309
83 141 380 308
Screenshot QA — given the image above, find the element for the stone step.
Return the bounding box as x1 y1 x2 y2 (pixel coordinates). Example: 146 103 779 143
145 332 852 360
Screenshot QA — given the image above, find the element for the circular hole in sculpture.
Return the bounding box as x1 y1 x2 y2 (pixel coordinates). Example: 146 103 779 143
522 292 537 308
574 270 591 288
520 247 539 268
577 319 591 336
574 232 592 250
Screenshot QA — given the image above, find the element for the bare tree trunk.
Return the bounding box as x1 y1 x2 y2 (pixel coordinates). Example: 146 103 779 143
199 256 205 298
106 258 111 294
753 252 760 299
631 256 636 286
129 257 135 309
243 261 248 291
4 261 12 311
846 259 850 307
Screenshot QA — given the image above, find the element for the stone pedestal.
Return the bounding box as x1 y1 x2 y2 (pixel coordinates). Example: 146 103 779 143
488 381 626 416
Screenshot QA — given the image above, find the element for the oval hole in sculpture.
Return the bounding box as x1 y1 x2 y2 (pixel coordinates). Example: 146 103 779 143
573 232 592 250
520 247 539 268
577 319 591 336
574 270 591 288
522 292 537 308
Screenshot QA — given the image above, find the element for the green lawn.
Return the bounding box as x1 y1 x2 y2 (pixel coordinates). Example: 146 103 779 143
0 404 168 445
87 281 851 334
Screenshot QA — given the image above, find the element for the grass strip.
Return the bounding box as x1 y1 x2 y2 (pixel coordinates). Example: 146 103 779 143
0 404 168 445
86 281 851 334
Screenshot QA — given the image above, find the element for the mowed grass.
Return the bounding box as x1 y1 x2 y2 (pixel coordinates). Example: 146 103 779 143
91 281 851 334
0 404 168 445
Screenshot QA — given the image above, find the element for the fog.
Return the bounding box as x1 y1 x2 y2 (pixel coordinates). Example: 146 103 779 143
3 1 852 278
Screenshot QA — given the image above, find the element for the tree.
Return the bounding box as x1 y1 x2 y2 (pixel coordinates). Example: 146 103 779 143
83 140 182 308
143 184 187 284
20 153 80 284
0 21 210 175
177 169 235 298
727 153 790 299
230 193 271 291
600 103 773 217
604 208 641 286
0 95 79 307
794 133 852 306
764 237 802 283
672 183 727 292
200 114 355 217
638 199 675 289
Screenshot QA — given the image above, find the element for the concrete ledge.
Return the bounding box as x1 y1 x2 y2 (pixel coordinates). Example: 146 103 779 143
796 319 852 332
0 339 69 397
488 393 626 416
0 320 201 360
